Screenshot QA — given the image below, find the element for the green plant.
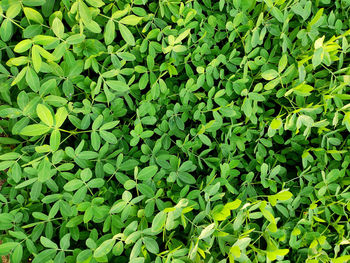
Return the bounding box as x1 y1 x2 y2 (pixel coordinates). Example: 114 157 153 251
0 0 350 262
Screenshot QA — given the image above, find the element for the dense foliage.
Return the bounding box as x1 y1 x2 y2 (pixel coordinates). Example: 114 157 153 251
0 0 350 262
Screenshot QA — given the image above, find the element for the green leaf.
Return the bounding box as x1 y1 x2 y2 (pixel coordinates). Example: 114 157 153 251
92 115 104 130
178 172 196 184
278 54 287 73
225 199 242 210
32 249 56 263
271 7 284 23
52 17 64 38
0 152 21 160
26 67 40 92
14 39 33 53
143 237 159 254
91 131 101 151
23 7 44 24
64 179 84 191
66 34 86 45
78 151 99 159
15 178 37 189
152 211 167 232
78 1 92 25
59 234 70 250
0 242 19 255
55 107 68 128
86 0 105 7
106 80 129 93
32 45 42 72
198 223 216 239
119 15 143 26
40 237 58 249
37 104 54 126
293 83 314 96
275 190 293 201
99 130 117 144
212 205 231 221
94 239 115 258
50 130 61 151
137 166 158 180
308 8 324 29
198 134 211 146
0 19 13 42
137 183 154 197
22 0 46 6
86 178 104 188
11 244 23 263
0 161 14 171
326 169 340 184
270 118 283 129
104 20 115 45
262 69 278 80
119 23 135 46
312 48 323 68
100 121 119 130
6 3 21 19
20 124 50 136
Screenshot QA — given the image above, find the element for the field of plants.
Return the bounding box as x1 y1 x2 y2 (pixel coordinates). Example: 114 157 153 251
0 0 350 262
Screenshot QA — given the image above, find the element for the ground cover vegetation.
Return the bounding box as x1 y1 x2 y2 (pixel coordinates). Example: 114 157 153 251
0 0 350 262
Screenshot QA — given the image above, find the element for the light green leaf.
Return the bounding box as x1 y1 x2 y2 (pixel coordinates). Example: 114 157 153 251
0 19 13 42
119 23 135 46
270 118 282 129
100 121 120 130
106 80 129 93
6 3 21 19
52 17 64 38
64 179 84 191
271 7 284 23
262 69 278 80
94 239 115 258
198 134 211 146
278 54 287 73
0 242 19 255
40 237 58 249
143 237 159 254
37 104 54 127
55 107 68 128
32 45 42 72
198 223 216 239
152 211 167 232
78 1 92 25
275 190 293 201
14 39 33 53
26 67 40 92
50 130 61 151
23 7 43 24
137 166 158 181
119 15 143 26
20 124 50 136
104 20 115 45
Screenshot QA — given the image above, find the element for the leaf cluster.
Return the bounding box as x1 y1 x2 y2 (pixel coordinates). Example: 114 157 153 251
0 0 350 263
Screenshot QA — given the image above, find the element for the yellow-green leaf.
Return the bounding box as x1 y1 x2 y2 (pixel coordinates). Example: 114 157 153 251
275 190 293 201
119 15 143 26
52 17 64 38
14 39 33 53
119 23 135 46
20 124 50 136
55 107 68 128
23 7 43 24
32 45 42 72
37 104 54 127
270 118 282 129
